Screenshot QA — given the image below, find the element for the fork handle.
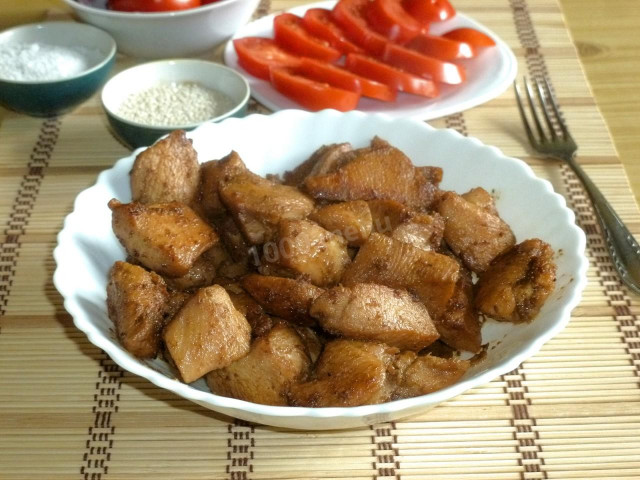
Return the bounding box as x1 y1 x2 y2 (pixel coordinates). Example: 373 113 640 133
566 155 640 294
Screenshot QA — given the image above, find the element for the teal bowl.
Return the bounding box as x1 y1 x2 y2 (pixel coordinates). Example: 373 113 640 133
101 59 251 149
0 22 116 117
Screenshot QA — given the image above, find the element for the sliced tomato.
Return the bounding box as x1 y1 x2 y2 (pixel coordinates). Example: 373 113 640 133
366 0 423 44
296 57 397 102
233 37 302 81
302 8 365 55
270 68 360 112
332 0 389 56
406 33 473 60
442 28 496 55
345 53 438 98
273 13 342 63
382 43 465 84
402 0 455 24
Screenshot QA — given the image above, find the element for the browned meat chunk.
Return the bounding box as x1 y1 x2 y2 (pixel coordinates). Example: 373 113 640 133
309 200 372 247
206 324 311 405
462 187 498 215
164 290 192 321
106 261 169 358
435 266 482 353
289 340 397 407
303 140 440 210
342 233 459 318
292 325 325 364
219 174 315 245
393 355 470 399
241 274 324 326
215 215 254 265
130 130 200 205
391 212 445 251
367 199 413 234
163 253 217 291
475 239 556 323
222 283 274 337
163 285 251 383
268 219 350 287
110 199 219 277
418 166 443 185
283 143 353 186
311 283 439 350
438 191 515 273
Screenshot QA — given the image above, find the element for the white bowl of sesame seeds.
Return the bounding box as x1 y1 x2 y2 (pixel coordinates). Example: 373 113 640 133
101 59 250 149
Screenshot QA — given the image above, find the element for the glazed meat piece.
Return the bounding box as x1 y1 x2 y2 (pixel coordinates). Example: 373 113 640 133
106 261 170 358
418 166 443 185
438 190 515 273
283 142 353 186
342 233 459 318
303 139 440 210
219 173 315 245
475 238 556 323
391 212 445 251
109 199 219 277
393 354 470 399
435 266 482 353
462 187 499 215
288 339 397 407
292 325 325 363
206 323 311 406
268 219 351 287
216 215 254 265
163 253 217 291
241 274 324 326
367 199 413 234
311 283 439 351
130 130 200 205
223 283 274 337
309 200 372 247
163 285 251 383
164 290 192 321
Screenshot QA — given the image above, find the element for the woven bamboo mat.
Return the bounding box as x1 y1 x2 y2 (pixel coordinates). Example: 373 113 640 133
1 0 640 478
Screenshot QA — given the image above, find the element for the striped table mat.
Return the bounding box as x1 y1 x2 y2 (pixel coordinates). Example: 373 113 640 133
1 0 640 478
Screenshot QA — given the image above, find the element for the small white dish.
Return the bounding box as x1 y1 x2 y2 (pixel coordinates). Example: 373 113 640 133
223 0 517 119
53 110 587 430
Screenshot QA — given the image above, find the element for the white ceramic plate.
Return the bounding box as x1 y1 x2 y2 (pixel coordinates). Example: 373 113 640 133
223 1 517 119
53 110 587 430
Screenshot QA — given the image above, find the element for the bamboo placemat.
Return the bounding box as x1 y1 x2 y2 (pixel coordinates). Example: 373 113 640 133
1 0 640 478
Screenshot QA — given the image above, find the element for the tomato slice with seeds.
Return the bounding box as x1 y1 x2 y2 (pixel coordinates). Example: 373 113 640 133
382 42 466 84
233 37 302 81
332 0 389 56
273 13 342 63
302 8 365 55
270 68 360 112
296 57 397 102
366 0 423 44
442 28 496 55
345 53 438 98
405 33 473 60
401 0 455 24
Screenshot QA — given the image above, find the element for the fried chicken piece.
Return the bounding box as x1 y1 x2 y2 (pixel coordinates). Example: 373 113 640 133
206 324 311 406
106 261 170 358
367 199 413 234
216 215 254 265
309 200 372 247
163 285 251 383
219 173 315 245
109 199 219 277
303 140 440 210
418 166 443 185
391 212 445 251
438 191 515 273
462 187 498 215
241 274 324 326
393 354 470 399
163 253 217 291
311 284 439 351
475 239 556 323
342 233 459 318
268 219 351 287
292 325 325 364
223 283 274 337
164 290 192 321
130 130 200 205
283 143 353 186
288 339 397 407
434 266 482 353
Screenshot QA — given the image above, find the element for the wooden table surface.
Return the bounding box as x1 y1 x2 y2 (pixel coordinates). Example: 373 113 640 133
2 0 639 208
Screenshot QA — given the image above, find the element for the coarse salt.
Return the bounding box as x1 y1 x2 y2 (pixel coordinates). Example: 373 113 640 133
0 42 103 82
116 82 235 127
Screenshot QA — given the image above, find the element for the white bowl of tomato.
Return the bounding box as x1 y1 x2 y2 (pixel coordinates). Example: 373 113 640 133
64 0 261 58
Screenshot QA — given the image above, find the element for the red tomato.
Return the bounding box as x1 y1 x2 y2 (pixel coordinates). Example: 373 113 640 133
273 13 342 63
108 0 200 11
270 68 360 112
442 28 496 55
401 0 455 24
406 33 473 60
233 37 302 81
382 43 465 84
332 0 389 56
302 8 364 55
366 0 422 44
296 57 397 102
345 53 438 98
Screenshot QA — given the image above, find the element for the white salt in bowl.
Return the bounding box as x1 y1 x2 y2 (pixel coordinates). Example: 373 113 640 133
101 59 250 149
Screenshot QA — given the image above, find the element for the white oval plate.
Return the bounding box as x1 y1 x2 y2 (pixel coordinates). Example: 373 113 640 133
223 1 517 119
53 110 587 430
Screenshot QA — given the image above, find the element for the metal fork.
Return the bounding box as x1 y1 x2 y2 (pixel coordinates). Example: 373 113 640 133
515 76 640 295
